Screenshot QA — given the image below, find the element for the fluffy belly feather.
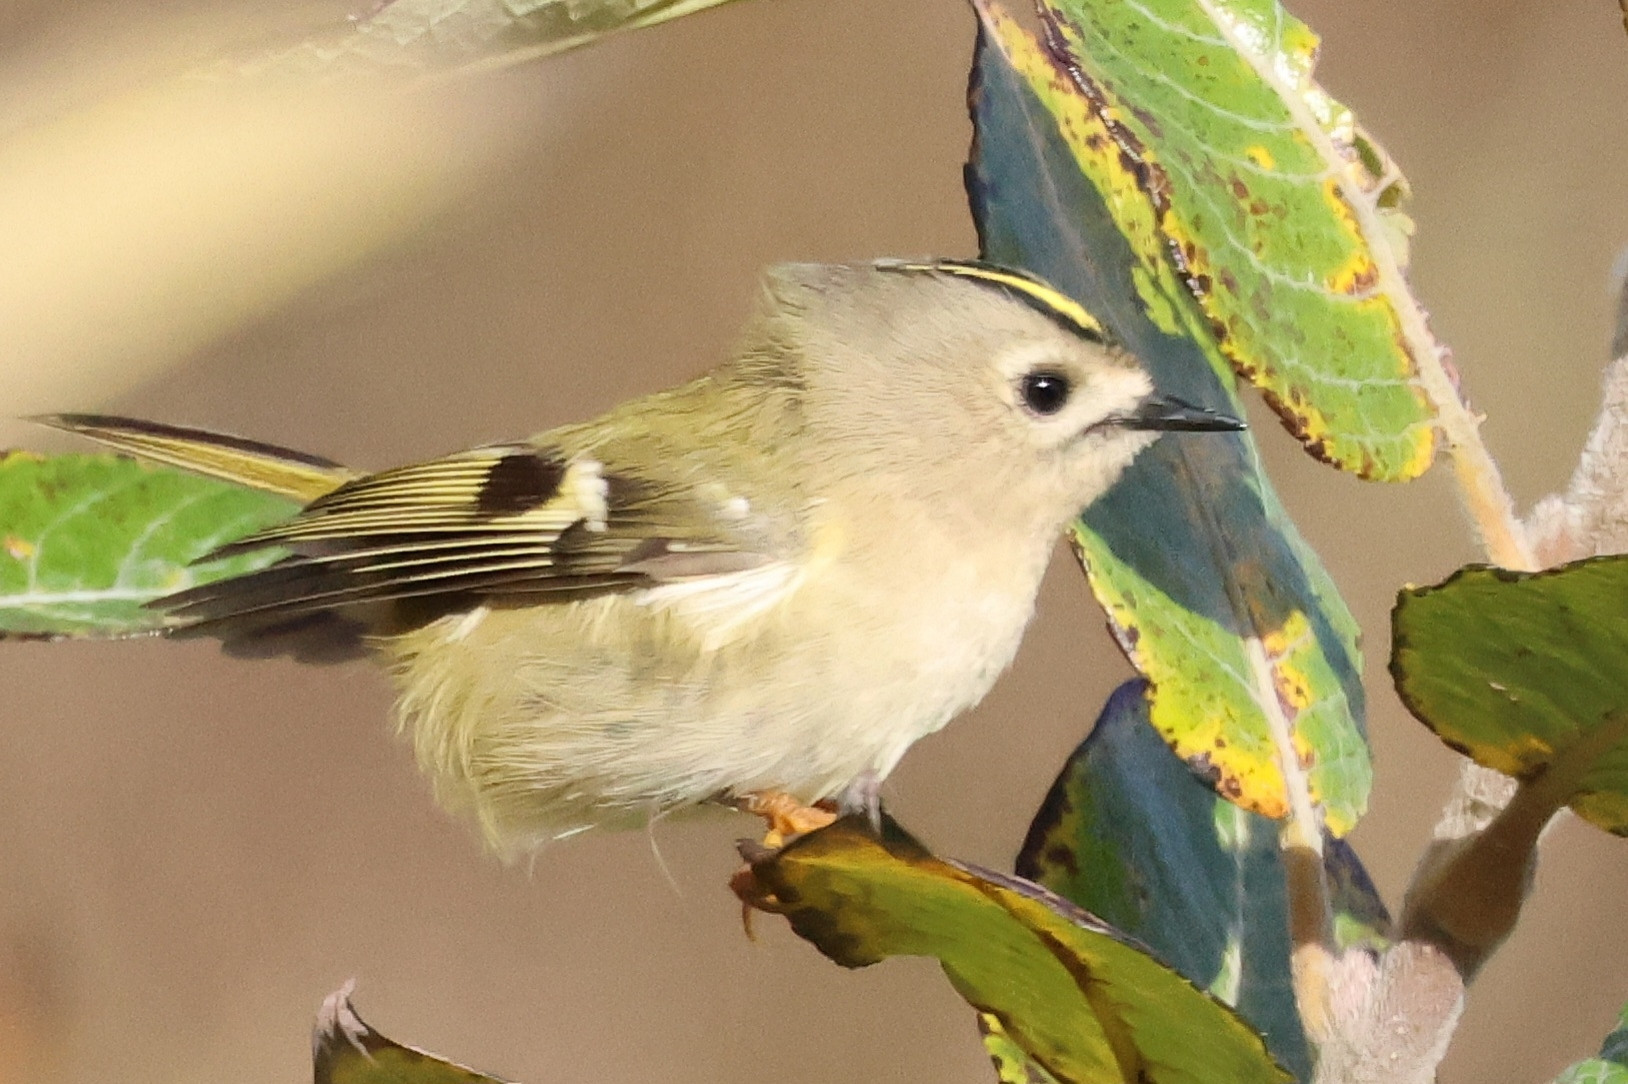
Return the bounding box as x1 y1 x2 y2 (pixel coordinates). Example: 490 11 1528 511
381 544 1051 856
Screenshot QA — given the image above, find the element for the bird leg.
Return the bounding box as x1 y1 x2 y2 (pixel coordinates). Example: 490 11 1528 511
835 769 884 834
729 781 887 941
732 789 836 848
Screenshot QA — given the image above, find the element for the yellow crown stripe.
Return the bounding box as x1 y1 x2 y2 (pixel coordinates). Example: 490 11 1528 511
881 259 1108 342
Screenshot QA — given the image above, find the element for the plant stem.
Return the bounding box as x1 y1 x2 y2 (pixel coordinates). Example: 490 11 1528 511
1415 356 1537 571
1249 636 1337 1038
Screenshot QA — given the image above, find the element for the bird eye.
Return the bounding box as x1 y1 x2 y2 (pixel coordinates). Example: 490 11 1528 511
1019 370 1073 416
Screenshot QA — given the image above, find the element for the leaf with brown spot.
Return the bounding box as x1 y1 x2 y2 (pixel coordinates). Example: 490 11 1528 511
980 0 1438 480
1016 681 1390 1080
969 7 1371 834
739 816 1289 1084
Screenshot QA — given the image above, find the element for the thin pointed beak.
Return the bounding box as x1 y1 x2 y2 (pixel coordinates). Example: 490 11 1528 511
1117 394 1246 433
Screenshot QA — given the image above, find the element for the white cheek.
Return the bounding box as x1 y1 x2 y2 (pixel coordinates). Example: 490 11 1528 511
1088 366 1155 416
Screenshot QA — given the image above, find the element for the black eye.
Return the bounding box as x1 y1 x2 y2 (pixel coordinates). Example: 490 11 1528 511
1019 370 1073 416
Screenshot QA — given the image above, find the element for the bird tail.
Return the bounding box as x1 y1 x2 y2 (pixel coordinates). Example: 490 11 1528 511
31 413 376 662
29 414 359 502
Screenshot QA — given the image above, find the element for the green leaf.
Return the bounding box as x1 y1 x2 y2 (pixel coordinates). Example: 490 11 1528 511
969 7 1370 834
981 1013 1065 1084
1016 681 1391 1080
314 985 510 1084
740 817 1289 1084
1392 557 1628 835
234 0 749 78
0 453 294 638
1019 0 1435 479
1323 833 1390 955
1554 1004 1628 1084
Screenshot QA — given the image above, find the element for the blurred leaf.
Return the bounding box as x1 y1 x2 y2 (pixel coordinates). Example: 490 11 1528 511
1554 1004 1628 1084
0 78 497 447
739 816 1289 1084
969 5 1370 834
1016 680 1390 1079
314 985 510 1084
1392 558 1628 834
236 0 748 78
1026 0 1435 479
0 454 293 638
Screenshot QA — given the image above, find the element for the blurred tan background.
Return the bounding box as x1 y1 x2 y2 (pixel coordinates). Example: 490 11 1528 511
0 1 1625 1081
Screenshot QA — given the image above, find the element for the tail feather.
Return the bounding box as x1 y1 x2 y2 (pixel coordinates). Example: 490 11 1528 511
32 414 379 662
30 413 359 502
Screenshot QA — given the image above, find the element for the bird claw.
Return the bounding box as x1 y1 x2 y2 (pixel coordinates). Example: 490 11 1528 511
733 789 837 848
730 781 889 939
729 789 845 941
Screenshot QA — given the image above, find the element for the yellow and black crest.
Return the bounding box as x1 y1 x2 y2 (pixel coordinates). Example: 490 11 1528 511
876 258 1110 345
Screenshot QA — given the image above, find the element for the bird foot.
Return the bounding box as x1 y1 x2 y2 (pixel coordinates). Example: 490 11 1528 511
729 781 888 941
733 789 837 848
730 790 836 940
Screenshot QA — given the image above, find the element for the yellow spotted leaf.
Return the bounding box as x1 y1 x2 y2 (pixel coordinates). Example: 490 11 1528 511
1015 0 1437 479
740 817 1289 1084
969 7 1371 833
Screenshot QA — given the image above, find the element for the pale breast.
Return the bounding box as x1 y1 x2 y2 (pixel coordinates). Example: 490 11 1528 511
382 518 1056 854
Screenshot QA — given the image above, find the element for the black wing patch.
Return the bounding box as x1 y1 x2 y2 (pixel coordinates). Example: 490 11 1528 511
472 451 569 516
155 443 760 636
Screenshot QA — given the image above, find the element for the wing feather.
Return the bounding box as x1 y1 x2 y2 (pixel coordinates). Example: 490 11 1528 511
158 441 784 634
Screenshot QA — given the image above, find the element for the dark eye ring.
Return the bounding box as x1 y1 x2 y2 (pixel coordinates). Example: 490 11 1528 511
1019 370 1073 416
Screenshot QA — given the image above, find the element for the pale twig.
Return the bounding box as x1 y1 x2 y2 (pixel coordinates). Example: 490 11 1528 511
1355 266 1628 1083
1190 0 1536 1045
1402 714 1628 976
1420 365 1537 571
1310 942 1464 1084
1340 335 1547 1083
1405 273 1628 947
1250 634 1337 1038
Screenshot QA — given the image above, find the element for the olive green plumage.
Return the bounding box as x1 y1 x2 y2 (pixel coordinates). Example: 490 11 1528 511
39 259 1242 855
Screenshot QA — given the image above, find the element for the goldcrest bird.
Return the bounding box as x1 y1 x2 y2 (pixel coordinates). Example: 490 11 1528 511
40 259 1242 856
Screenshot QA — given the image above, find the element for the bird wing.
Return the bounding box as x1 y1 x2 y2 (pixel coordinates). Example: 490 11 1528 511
154 439 789 634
